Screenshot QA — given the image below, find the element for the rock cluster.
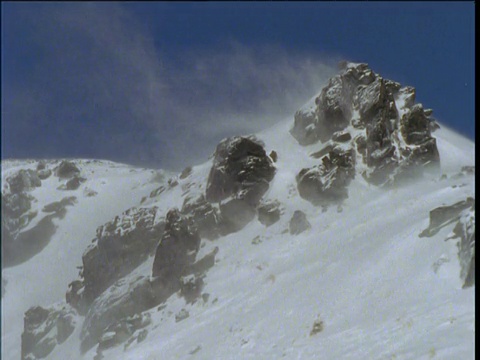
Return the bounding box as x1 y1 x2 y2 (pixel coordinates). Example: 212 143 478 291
291 62 440 202
21 304 77 360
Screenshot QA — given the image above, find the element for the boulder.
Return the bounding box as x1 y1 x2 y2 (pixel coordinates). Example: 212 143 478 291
181 195 221 239
257 199 283 227
453 203 475 288
152 209 201 279
7 169 41 194
82 207 164 305
37 169 52 180
55 161 80 179
297 148 355 205
205 136 276 206
65 175 87 190
21 304 77 360
289 210 311 235
290 108 318 145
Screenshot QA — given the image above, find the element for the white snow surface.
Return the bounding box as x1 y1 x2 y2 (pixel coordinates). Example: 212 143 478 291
2 122 475 360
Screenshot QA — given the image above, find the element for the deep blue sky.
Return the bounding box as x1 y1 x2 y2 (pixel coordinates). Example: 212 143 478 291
1 2 475 170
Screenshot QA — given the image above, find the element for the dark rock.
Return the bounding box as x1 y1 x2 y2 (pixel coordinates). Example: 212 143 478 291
400 104 433 145
97 313 151 351
175 309 189 323
269 150 278 163
181 195 221 239
65 175 87 190
37 169 52 180
257 199 283 227
179 166 193 179
81 207 164 305
21 304 77 360
81 276 159 353
150 186 166 198
7 169 41 193
289 210 311 235
310 144 334 159
36 161 47 170
205 136 275 206
297 148 355 205
152 209 201 279
290 108 318 145
451 203 475 288
419 197 474 237
332 131 352 143
180 274 204 304
55 161 80 179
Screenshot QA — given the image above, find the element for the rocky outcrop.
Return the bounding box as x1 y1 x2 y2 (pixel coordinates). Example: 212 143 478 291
205 136 275 206
452 203 475 288
291 62 440 189
289 210 311 235
297 147 355 205
420 197 475 288
181 195 222 240
152 209 201 279
80 207 164 307
55 161 80 179
65 175 87 190
21 304 77 360
257 199 283 227
6 169 41 193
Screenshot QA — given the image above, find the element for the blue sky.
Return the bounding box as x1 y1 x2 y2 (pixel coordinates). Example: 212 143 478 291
1 2 475 170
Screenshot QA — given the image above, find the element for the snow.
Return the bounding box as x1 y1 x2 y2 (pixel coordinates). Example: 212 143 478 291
2 121 474 360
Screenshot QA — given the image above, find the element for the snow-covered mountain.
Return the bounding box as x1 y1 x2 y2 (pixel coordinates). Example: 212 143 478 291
2 62 474 360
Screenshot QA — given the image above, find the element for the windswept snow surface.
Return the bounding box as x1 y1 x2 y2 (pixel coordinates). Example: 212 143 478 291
2 123 475 360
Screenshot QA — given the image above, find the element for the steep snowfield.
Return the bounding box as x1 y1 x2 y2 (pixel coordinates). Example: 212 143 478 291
2 122 474 360
1 160 169 360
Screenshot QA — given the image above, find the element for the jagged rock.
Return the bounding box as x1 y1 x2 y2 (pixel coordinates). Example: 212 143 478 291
332 131 352 143
21 304 77 360
180 274 204 304
310 144 335 159
419 197 474 237
66 280 88 315
55 161 81 179
175 309 190 323
289 210 311 235
290 108 318 145
7 169 41 193
152 209 201 279
181 195 221 239
452 203 475 288
297 148 355 205
257 199 283 227
269 150 278 163
36 161 47 170
65 175 87 190
179 166 192 179
150 186 166 198
81 276 161 353
37 169 52 180
419 198 475 288
205 136 276 206
97 313 151 351
291 62 440 187
82 207 164 305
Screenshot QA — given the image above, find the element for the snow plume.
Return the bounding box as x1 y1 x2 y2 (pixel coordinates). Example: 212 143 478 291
2 2 338 170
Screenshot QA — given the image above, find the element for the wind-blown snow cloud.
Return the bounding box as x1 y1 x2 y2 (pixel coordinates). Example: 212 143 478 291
3 3 338 170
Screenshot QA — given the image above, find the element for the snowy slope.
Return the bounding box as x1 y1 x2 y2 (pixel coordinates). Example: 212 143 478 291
1 160 171 360
2 74 475 359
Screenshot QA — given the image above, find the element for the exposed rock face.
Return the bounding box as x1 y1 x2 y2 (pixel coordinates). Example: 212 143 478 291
420 197 475 288
55 161 80 179
152 209 201 279
205 136 276 206
291 62 440 189
7 170 41 193
21 304 77 360
452 203 475 288
289 210 311 235
37 168 52 180
65 175 87 190
181 195 221 240
81 276 159 353
297 147 355 205
80 207 164 306
257 199 283 227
